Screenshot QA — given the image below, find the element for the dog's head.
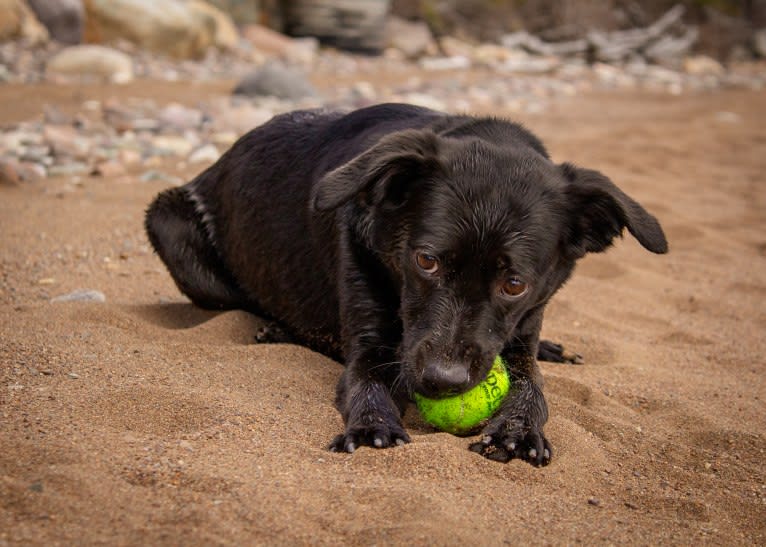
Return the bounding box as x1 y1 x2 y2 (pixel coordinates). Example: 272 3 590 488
313 127 667 398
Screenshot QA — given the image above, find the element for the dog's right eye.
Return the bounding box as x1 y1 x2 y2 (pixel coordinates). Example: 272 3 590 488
415 252 439 274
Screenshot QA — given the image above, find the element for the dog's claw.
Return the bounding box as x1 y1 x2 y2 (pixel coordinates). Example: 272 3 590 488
471 422 552 467
329 420 410 454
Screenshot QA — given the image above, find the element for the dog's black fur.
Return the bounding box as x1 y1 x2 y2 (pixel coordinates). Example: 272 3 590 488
145 104 667 466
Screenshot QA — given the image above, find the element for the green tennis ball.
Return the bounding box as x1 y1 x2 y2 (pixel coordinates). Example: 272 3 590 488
413 355 511 435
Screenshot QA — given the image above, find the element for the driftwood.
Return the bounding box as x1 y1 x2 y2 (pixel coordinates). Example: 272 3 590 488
502 4 697 64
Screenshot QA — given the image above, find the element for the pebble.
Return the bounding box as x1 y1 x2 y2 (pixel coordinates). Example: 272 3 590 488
188 144 220 164
140 170 183 185
420 56 472 71
151 135 194 157
501 56 560 74
44 125 91 159
0 34 761 192
46 45 134 83
92 160 126 177
715 111 741 123
48 162 89 177
0 159 21 185
158 103 204 131
51 289 106 303
67 372 80 379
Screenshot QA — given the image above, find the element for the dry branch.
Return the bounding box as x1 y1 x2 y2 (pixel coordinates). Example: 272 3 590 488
501 4 697 64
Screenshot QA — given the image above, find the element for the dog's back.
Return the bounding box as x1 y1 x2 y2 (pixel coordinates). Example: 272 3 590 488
146 104 448 348
146 104 556 349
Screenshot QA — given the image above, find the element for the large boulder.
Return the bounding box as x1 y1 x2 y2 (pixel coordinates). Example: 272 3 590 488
0 0 49 44
83 0 219 58
27 0 84 44
283 0 390 53
205 0 261 25
187 0 240 51
753 28 766 58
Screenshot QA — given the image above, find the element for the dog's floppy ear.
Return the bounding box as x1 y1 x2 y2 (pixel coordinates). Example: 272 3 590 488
561 163 668 257
312 129 442 212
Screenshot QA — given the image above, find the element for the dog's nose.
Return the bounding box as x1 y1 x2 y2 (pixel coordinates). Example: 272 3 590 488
420 363 470 396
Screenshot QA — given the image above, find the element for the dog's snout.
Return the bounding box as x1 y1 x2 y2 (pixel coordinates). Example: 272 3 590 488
420 362 470 396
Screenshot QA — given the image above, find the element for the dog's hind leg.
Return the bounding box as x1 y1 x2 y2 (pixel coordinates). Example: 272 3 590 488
537 340 584 364
145 186 249 310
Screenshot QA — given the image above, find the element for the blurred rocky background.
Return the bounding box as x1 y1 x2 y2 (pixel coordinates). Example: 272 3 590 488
0 0 764 188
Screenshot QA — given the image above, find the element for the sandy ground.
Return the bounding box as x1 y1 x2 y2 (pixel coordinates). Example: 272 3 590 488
1 82 765 545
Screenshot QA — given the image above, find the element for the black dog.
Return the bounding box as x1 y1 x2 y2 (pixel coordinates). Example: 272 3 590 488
145 103 667 466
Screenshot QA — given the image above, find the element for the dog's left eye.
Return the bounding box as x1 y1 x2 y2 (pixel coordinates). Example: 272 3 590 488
415 252 440 274
501 276 528 298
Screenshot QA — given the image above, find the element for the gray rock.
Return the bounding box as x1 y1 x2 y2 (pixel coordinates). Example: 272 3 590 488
27 0 84 44
232 64 318 100
19 144 51 164
51 289 106 303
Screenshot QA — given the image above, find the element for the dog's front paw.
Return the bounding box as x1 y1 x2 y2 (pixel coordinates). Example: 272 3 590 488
328 418 411 453
469 418 552 467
